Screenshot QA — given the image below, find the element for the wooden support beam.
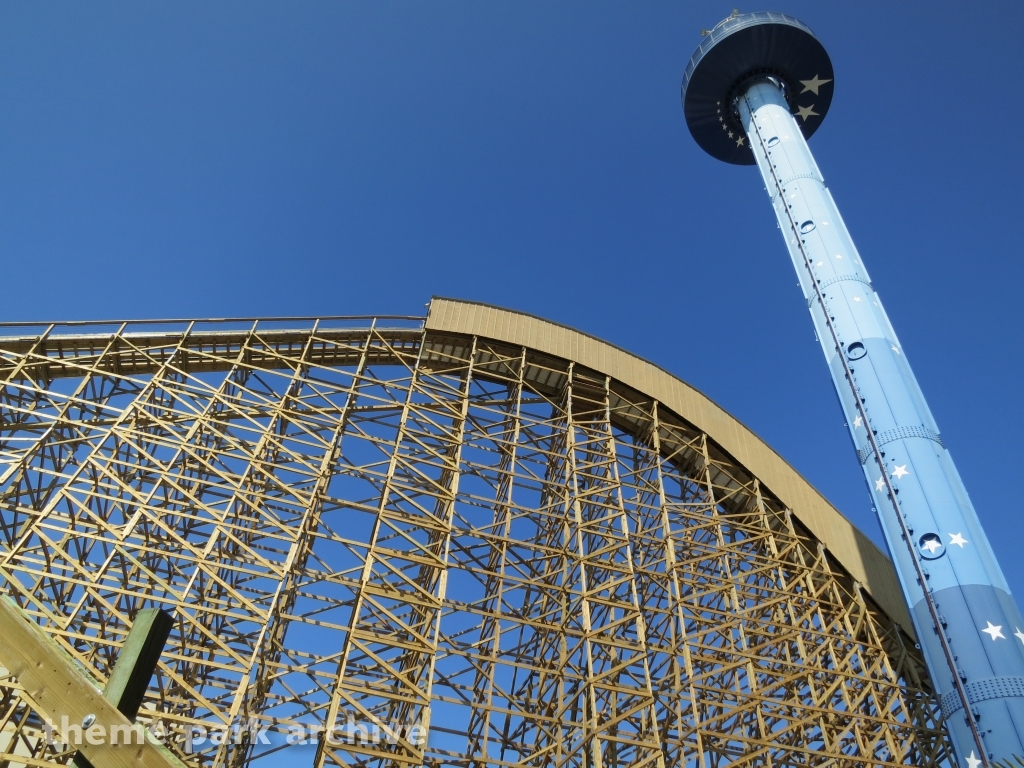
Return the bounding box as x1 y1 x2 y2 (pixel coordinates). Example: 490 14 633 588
0 597 186 768
104 609 175 720
73 608 175 768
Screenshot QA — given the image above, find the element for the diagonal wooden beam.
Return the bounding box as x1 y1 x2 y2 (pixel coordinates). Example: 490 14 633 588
0 597 184 768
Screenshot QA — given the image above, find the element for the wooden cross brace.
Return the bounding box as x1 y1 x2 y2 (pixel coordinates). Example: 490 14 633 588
0 597 186 768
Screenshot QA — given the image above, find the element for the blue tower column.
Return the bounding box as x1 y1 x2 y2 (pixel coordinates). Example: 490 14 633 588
738 78 1024 762
683 12 1024 765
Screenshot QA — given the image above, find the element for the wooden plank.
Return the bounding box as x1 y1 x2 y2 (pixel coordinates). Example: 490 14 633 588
0 597 186 768
73 608 175 768
102 609 174 720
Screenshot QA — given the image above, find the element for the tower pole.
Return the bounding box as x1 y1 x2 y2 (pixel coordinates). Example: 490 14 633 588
683 13 1024 765
739 78 996 763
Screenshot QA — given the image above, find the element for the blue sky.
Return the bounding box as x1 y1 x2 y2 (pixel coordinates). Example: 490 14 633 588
2 1 1022 595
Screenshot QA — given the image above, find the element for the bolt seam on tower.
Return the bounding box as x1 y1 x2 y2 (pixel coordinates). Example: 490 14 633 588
741 88 988 763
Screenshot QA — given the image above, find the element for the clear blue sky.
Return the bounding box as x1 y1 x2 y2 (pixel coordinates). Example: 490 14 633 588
2 2 1022 594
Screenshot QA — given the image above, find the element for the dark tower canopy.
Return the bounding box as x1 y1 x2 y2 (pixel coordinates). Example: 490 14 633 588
682 12 833 165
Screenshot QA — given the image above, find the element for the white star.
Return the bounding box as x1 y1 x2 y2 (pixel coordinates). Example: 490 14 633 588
1016 628 1024 645
948 532 968 548
921 538 942 554
892 464 910 480
982 621 1005 641
891 345 900 355
966 752 982 768
795 104 819 121
875 476 886 491
822 221 829 226
816 261 824 267
834 253 843 259
853 296 862 303
852 415 863 428
736 136 746 147
799 75 832 95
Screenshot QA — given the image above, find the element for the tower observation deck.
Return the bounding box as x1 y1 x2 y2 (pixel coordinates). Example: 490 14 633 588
683 12 1024 765
0 299 951 766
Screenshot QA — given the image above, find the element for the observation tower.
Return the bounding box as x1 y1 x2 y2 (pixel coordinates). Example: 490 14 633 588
683 12 1024 764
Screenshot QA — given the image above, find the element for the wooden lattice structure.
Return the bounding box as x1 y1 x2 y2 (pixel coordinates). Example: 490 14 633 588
0 300 952 766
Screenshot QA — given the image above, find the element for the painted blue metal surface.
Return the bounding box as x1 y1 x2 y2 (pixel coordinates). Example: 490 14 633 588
734 76 1024 763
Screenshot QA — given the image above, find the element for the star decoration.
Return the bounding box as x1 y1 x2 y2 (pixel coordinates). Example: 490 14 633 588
891 345 901 355
800 75 832 95
875 476 886 491
719 116 724 122
921 537 942 554
816 261 823 267
795 104 819 121
948 532 968 548
982 621 1005 641
736 137 746 147
853 296 862 303
722 124 728 131
852 415 863 428
834 254 843 259
892 464 910 480
966 752 982 768
728 131 734 138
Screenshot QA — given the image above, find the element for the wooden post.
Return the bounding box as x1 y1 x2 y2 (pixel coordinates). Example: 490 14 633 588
73 608 175 768
0 597 185 768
